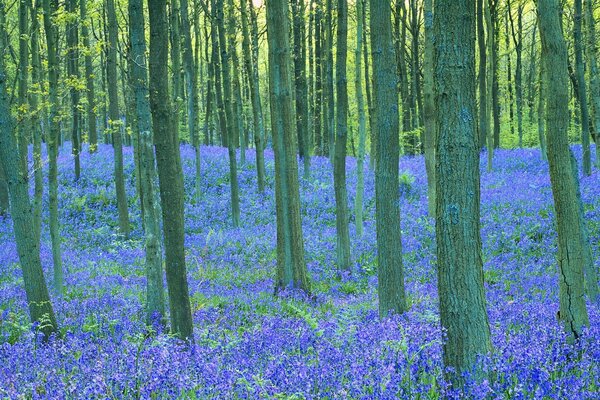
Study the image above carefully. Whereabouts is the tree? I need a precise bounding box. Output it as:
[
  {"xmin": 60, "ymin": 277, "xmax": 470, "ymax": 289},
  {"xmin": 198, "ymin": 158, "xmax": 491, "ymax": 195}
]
[
  {"xmin": 354, "ymin": 0, "xmax": 367, "ymax": 237},
  {"xmin": 240, "ymin": 0, "xmax": 266, "ymax": 194},
  {"xmin": 423, "ymin": 0, "xmax": 436, "ymax": 217},
  {"xmin": 42, "ymin": 0, "xmax": 64, "ymax": 295},
  {"xmin": 129, "ymin": 0, "xmax": 166, "ymax": 325},
  {"xmin": 333, "ymin": 0, "xmax": 351, "ymax": 272},
  {"xmin": 0, "ymin": 162, "xmax": 8, "ymax": 216},
  {"xmin": 292, "ymin": 0, "xmax": 310, "ymax": 178},
  {"xmin": 587, "ymin": 0, "xmax": 600, "ymax": 166},
  {"xmin": 148, "ymin": 0, "xmax": 194, "ymax": 341},
  {"xmin": 477, "ymin": 0, "xmax": 488, "ymax": 150},
  {"xmin": 106, "ymin": 0, "xmax": 130, "ymax": 237},
  {"xmin": 67, "ymin": 0, "xmax": 81, "ymax": 180},
  {"xmin": 81, "ymin": 0, "xmax": 97, "ymax": 152},
  {"xmin": 370, "ymin": 0, "xmax": 406, "ymax": 317},
  {"xmin": 433, "ymin": 0, "xmax": 492, "ymax": 384},
  {"xmin": 0, "ymin": 8, "xmax": 58, "ymax": 339},
  {"xmin": 574, "ymin": 0, "xmax": 591, "ymax": 175},
  {"xmin": 537, "ymin": 0, "xmax": 591, "ymax": 341},
  {"xmin": 226, "ymin": 0, "xmax": 245, "ymax": 164},
  {"xmin": 266, "ymin": 0, "xmax": 311, "ymax": 293},
  {"xmin": 508, "ymin": 0, "xmax": 524, "ymax": 148}
]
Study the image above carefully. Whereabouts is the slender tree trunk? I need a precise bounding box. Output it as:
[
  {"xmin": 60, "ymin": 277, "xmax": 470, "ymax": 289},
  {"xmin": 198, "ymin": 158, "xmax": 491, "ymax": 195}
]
[
  {"xmin": 370, "ymin": 0, "xmax": 407, "ymax": 318},
  {"xmin": 509, "ymin": 1, "xmax": 524, "ymax": 148},
  {"xmin": 42, "ymin": 0, "xmax": 64, "ymax": 295},
  {"xmin": 67, "ymin": 0, "xmax": 81, "ymax": 180},
  {"xmin": 574, "ymin": 0, "xmax": 591, "ymax": 175},
  {"xmin": 216, "ymin": 0, "xmax": 241, "ymax": 227},
  {"xmin": 0, "ymin": 162, "xmax": 8, "ymax": 217},
  {"xmin": 505, "ymin": 6, "xmax": 515, "ymax": 142},
  {"xmin": 434, "ymin": 0, "xmax": 492, "ymax": 385},
  {"xmin": 240, "ymin": 0, "xmax": 265, "ymax": 193},
  {"xmin": 537, "ymin": 38, "xmax": 548, "ymax": 160},
  {"xmin": 292, "ymin": 0, "xmax": 311, "ymax": 179},
  {"xmin": 202, "ymin": 10, "xmax": 214, "ymax": 147},
  {"xmin": 354, "ymin": 0, "xmax": 366, "ymax": 237},
  {"xmin": 0, "ymin": 10, "xmax": 58, "ymax": 339},
  {"xmin": 586, "ymin": 0, "xmax": 600, "ymax": 166},
  {"xmin": 81, "ymin": 0, "xmax": 97, "ymax": 152},
  {"xmin": 30, "ymin": 0, "xmax": 43, "ymax": 243},
  {"xmin": 537, "ymin": 0, "xmax": 591, "ymax": 340},
  {"xmin": 107, "ymin": 0, "xmax": 130, "ymax": 237},
  {"xmin": 424, "ymin": 0, "xmax": 436, "ymax": 217},
  {"xmin": 211, "ymin": 1, "xmax": 227, "ymax": 148},
  {"xmin": 267, "ymin": 0, "xmax": 311, "ymax": 293},
  {"xmin": 324, "ymin": 0, "xmax": 334, "ymax": 159},
  {"xmin": 526, "ymin": 24, "xmax": 538, "ymax": 124},
  {"xmin": 148, "ymin": 0, "xmax": 194, "ymax": 341},
  {"xmin": 485, "ymin": 0, "xmax": 494, "ymax": 170},
  {"xmin": 314, "ymin": 1, "xmax": 323, "ymax": 155},
  {"xmin": 129, "ymin": 0, "xmax": 166, "ymax": 325},
  {"xmin": 334, "ymin": 0, "xmax": 351, "ymax": 272},
  {"xmin": 17, "ymin": 0, "xmax": 29, "ymax": 177},
  {"xmin": 490, "ymin": 0, "xmax": 500, "ymax": 148},
  {"xmin": 363, "ymin": 1, "xmax": 374, "ymax": 169},
  {"xmin": 226, "ymin": 0, "xmax": 245, "ymax": 164},
  {"xmin": 169, "ymin": 0, "xmax": 182, "ymax": 141},
  {"xmin": 477, "ymin": 0, "xmax": 487, "ymax": 149}
]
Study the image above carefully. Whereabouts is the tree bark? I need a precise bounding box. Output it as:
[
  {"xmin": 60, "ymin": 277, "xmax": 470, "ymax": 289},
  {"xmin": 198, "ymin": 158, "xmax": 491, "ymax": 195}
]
[
  {"xmin": 67, "ymin": 0, "xmax": 81, "ymax": 180},
  {"xmin": 148, "ymin": 0, "xmax": 194, "ymax": 341},
  {"xmin": 17, "ymin": 0, "xmax": 29, "ymax": 177},
  {"xmin": 586, "ymin": 0, "xmax": 600, "ymax": 167},
  {"xmin": 537, "ymin": 0, "xmax": 592, "ymax": 340},
  {"xmin": 370, "ymin": 0, "xmax": 407, "ymax": 318},
  {"xmin": 423, "ymin": 0, "xmax": 436, "ymax": 217},
  {"xmin": 433, "ymin": 0, "xmax": 492, "ymax": 385},
  {"xmin": 354, "ymin": 0, "xmax": 367, "ymax": 237},
  {"xmin": 30, "ymin": 0, "xmax": 43, "ymax": 243},
  {"xmin": 81, "ymin": 0, "xmax": 97, "ymax": 152},
  {"xmin": 267, "ymin": 0, "xmax": 311, "ymax": 293},
  {"xmin": 574, "ymin": 0, "xmax": 591, "ymax": 175}
]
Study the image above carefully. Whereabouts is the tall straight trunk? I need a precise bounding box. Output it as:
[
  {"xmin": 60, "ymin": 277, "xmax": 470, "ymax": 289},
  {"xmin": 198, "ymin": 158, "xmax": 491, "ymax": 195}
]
[
  {"xmin": 81, "ymin": 0, "xmax": 97, "ymax": 152},
  {"xmin": 99, "ymin": 10, "xmax": 110, "ymax": 144},
  {"xmin": 324, "ymin": 0, "xmax": 334, "ymax": 158},
  {"xmin": 477, "ymin": 0, "xmax": 487, "ymax": 149},
  {"xmin": 226, "ymin": 0, "xmax": 245, "ymax": 163},
  {"xmin": 395, "ymin": 1, "xmax": 412, "ymax": 152},
  {"xmin": 180, "ymin": 0, "xmax": 201, "ymax": 199},
  {"xmin": 587, "ymin": 0, "xmax": 600, "ymax": 166},
  {"xmin": 67, "ymin": 0, "xmax": 81, "ymax": 180},
  {"xmin": 485, "ymin": 0, "xmax": 494, "ymax": 170},
  {"xmin": 30, "ymin": 0, "xmax": 43, "ymax": 243},
  {"xmin": 42, "ymin": 0, "xmax": 64, "ymax": 295},
  {"xmin": 509, "ymin": 1, "xmax": 523, "ymax": 147},
  {"xmin": 307, "ymin": 0, "xmax": 315, "ymax": 156},
  {"xmin": 0, "ymin": 163, "xmax": 7, "ymax": 216},
  {"xmin": 490, "ymin": 0, "xmax": 500, "ymax": 148},
  {"xmin": 292, "ymin": 0, "xmax": 310, "ymax": 179},
  {"xmin": 314, "ymin": 1, "xmax": 323, "ymax": 154},
  {"xmin": 354, "ymin": 0, "xmax": 366, "ymax": 237},
  {"xmin": 169, "ymin": 0, "xmax": 182, "ymax": 140},
  {"xmin": 505, "ymin": 7, "xmax": 515, "ymax": 142},
  {"xmin": 423, "ymin": 0, "xmax": 435, "ymax": 217},
  {"xmin": 216, "ymin": 0, "xmax": 241, "ymax": 227},
  {"xmin": 211, "ymin": 2, "xmax": 227, "ymax": 148},
  {"xmin": 370, "ymin": 0, "xmax": 407, "ymax": 317},
  {"xmin": 129, "ymin": 0, "xmax": 166, "ymax": 324},
  {"xmin": 334, "ymin": 0, "xmax": 351, "ymax": 272},
  {"xmin": 537, "ymin": 0, "xmax": 591, "ymax": 340},
  {"xmin": 526, "ymin": 24, "xmax": 538, "ymax": 124},
  {"xmin": 240, "ymin": 0, "xmax": 265, "ymax": 193},
  {"xmin": 266, "ymin": 0, "xmax": 311, "ymax": 293},
  {"xmin": 409, "ymin": 0, "xmax": 422, "ymax": 132},
  {"xmin": 433, "ymin": 0, "xmax": 492, "ymax": 385},
  {"xmin": 148, "ymin": 0, "xmax": 194, "ymax": 341},
  {"xmin": 363, "ymin": 1, "xmax": 374, "ymax": 169},
  {"xmin": 107, "ymin": 0, "xmax": 130, "ymax": 237},
  {"xmin": 17, "ymin": 0, "xmax": 29, "ymax": 177},
  {"xmin": 203, "ymin": 11, "xmax": 214, "ymax": 146},
  {"xmin": 574, "ymin": 0, "xmax": 591, "ymax": 175},
  {"xmin": 0, "ymin": 66, "xmax": 58, "ymax": 341},
  {"xmin": 538, "ymin": 48, "xmax": 548, "ymax": 160}
]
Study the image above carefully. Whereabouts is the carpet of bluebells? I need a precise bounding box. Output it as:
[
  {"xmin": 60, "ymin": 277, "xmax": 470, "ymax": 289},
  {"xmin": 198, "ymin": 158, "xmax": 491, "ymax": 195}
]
[{"xmin": 1, "ymin": 143, "xmax": 600, "ymax": 399}]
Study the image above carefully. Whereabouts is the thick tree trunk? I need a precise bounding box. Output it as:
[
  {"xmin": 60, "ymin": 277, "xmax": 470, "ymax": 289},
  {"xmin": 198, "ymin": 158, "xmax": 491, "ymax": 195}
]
[
  {"xmin": 107, "ymin": 0, "xmax": 130, "ymax": 237},
  {"xmin": 370, "ymin": 0, "xmax": 407, "ymax": 318},
  {"xmin": 42, "ymin": 0, "xmax": 64, "ymax": 295},
  {"xmin": 267, "ymin": 0, "xmax": 311, "ymax": 293},
  {"xmin": 334, "ymin": 0, "xmax": 351, "ymax": 272},
  {"xmin": 433, "ymin": 0, "xmax": 492, "ymax": 385},
  {"xmin": 0, "ymin": 18, "xmax": 58, "ymax": 339},
  {"xmin": 574, "ymin": 0, "xmax": 591, "ymax": 175},
  {"xmin": 216, "ymin": 0, "xmax": 241, "ymax": 227},
  {"xmin": 129, "ymin": 0, "xmax": 166, "ymax": 325},
  {"xmin": 354, "ymin": 0, "xmax": 366, "ymax": 237},
  {"xmin": 423, "ymin": 0, "xmax": 436, "ymax": 217},
  {"xmin": 148, "ymin": 0, "xmax": 194, "ymax": 341},
  {"xmin": 240, "ymin": 0, "xmax": 266, "ymax": 193},
  {"xmin": 537, "ymin": 0, "xmax": 591, "ymax": 340}
]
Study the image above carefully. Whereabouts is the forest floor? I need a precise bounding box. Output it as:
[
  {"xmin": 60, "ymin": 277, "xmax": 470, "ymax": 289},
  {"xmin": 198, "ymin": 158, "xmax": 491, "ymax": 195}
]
[{"xmin": 1, "ymin": 144, "xmax": 599, "ymax": 399}]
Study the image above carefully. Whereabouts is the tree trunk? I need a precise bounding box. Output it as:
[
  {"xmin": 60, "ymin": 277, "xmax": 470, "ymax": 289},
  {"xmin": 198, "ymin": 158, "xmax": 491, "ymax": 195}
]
[
  {"xmin": 30, "ymin": 0, "xmax": 43, "ymax": 243},
  {"xmin": 485, "ymin": 0, "xmax": 494, "ymax": 170},
  {"xmin": 433, "ymin": 0, "xmax": 492, "ymax": 385},
  {"xmin": 423, "ymin": 0, "xmax": 436, "ymax": 217},
  {"xmin": 81, "ymin": 0, "xmax": 97, "ymax": 152},
  {"xmin": 538, "ymin": 42, "xmax": 548, "ymax": 160},
  {"xmin": 314, "ymin": 1, "xmax": 323, "ymax": 155},
  {"xmin": 477, "ymin": 0, "xmax": 487, "ymax": 149},
  {"xmin": 490, "ymin": 0, "xmax": 500, "ymax": 148},
  {"xmin": 240, "ymin": 0, "xmax": 266, "ymax": 193},
  {"xmin": 0, "ymin": 162, "xmax": 8, "ymax": 217},
  {"xmin": 508, "ymin": 2, "xmax": 524, "ymax": 148},
  {"xmin": 42, "ymin": 0, "xmax": 64, "ymax": 295},
  {"xmin": 537, "ymin": 0, "xmax": 591, "ymax": 340},
  {"xmin": 129, "ymin": 0, "xmax": 166, "ymax": 325},
  {"xmin": 267, "ymin": 0, "xmax": 311, "ymax": 293},
  {"xmin": 363, "ymin": 1, "xmax": 374, "ymax": 169},
  {"xmin": 505, "ymin": 6, "xmax": 515, "ymax": 143},
  {"xmin": 334, "ymin": 0, "xmax": 351, "ymax": 272},
  {"xmin": 216, "ymin": 0, "xmax": 241, "ymax": 227},
  {"xmin": 354, "ymin": 0, "xmax": 366, "ymax": 237},
  {"xmin": 169, "ymin": 0, "xmax": 182, "ymax": 140},
  {"xmin": 574, "ymin": 0, "xmax": 591, "ymax": 175},
  {"xmin": 67, "ymin": 0, "xmax": 81, "ymax": 180},
  {"xmin": 323, "ymin": 0, "xmax": 334, "ymax": 158},
  {"xmin": 370, "ymin": 0, "xmax": 407, "ymax": 318},
  {"xmin": 17, "ymin": 0, "xmax": 29, "ymax": 177},
  {"xmin": 107, "ymin": 0, "xmax": 130, "ymax": 237},
  {"xmin": 0, "ymin": 15, "xmax": 58, "ymax": 339},
  {"xmin": 226, "ymin": 0, "xmax": 245, "ymax": 164},
  {"xmin": 148, "ymin": 0, "xmax": 194, "ymax": 341},
  {"xmin": 292, "ymin": 0, "xmax": 311, "ymax": 179}
]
